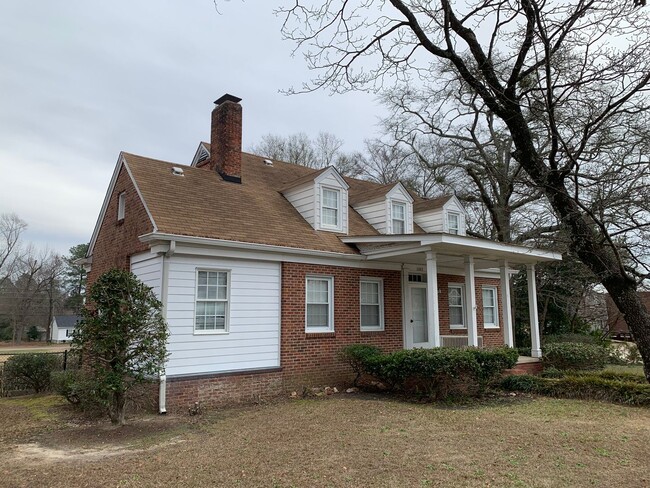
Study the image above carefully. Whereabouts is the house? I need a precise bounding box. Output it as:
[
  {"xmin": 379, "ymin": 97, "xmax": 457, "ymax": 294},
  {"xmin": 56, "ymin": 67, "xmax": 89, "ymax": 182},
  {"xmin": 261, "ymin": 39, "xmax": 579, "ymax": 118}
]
[
  {"xmin": 606, "ymin": 292, "xmax": 649, "ymax": 340},
  {"xmin": 50, "ymin": 315, "xmax": 81, "ymax": 343},
  {"xmin": 84, "ymin": 94, "xmax": 561, "ymax": 412}
]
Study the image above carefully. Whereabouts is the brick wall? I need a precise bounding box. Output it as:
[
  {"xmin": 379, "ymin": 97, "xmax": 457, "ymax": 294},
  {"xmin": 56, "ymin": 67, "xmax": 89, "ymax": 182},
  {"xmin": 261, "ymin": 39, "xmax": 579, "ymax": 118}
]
[
  {"xmin": 166, "ymin": 369, "xmax": 284, "ymax": 411},
  {"xmin": 87, "ymin": 164, "xmax": 153, "ymax": 285},
  {"xmin": 437, "ymin": 273, "xmax": 506, "ymax": 347},
  {"xmin": 280, "ymin": 262, "xmax": 403, "ymax": 389}
]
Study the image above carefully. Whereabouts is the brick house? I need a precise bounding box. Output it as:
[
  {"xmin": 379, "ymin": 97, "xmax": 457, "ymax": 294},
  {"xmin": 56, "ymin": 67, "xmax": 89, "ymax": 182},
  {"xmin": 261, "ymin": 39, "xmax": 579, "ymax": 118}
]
[{"xmin": 84, "ymin": 94, "xmax": 561, "ymax": 412}]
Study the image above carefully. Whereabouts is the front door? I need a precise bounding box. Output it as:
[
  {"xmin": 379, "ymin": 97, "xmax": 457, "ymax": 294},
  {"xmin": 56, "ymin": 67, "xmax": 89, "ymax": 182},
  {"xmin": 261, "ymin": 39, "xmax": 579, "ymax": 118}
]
[{"xmin": 406, "ymin": 284, "xmax": 430, "ymax": 349}]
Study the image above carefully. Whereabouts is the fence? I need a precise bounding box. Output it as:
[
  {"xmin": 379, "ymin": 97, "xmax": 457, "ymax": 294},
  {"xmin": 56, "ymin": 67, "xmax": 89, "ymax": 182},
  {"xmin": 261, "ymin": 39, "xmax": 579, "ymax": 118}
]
[{"xmin": 0, "ymin": 350, "xmax": 82, "ymax": 397}]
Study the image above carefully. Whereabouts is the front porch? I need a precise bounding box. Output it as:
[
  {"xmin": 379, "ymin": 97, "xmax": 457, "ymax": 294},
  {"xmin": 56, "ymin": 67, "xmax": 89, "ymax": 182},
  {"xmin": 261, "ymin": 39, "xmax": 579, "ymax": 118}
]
[{"xmin": 343, "ymin": 233, "xmax": 563, "ymax": 357}]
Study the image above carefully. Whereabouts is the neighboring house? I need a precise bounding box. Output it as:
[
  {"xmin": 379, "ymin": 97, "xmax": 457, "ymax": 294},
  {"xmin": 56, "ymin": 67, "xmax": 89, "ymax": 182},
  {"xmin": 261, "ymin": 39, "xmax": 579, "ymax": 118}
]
[
  {"xmin": 84, "ymin": 94, "xmax": 561, "ymax": 412},
  {"xmin": 606, "ymin": 292, "xmax": 650, "ymax": 340},
  {"xmin": 50, "ymin": 315, "xmax": 81, "ymax": 343}
]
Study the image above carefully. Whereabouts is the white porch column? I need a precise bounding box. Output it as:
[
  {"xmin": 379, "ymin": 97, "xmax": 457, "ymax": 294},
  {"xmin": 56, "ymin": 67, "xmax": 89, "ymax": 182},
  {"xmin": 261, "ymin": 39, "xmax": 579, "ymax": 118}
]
[
  {"xmin": 499, "ymin": 260, "xmax": 514, "ymax": 348},
  {"xmin": 464, "ymin": 256, "xmax": 478, "ymax": 347},
  {"xmin": 527, "ymin": 264, "xmax": 542, "ymax": 358},
  {"xmin": 425, "ymin": 251, "xmax": 441, "ymax": 347}
]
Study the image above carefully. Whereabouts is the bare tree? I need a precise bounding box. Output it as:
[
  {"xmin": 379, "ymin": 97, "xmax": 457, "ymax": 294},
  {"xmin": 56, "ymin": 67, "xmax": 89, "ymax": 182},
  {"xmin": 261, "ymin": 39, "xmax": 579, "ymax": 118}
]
[
  {"xmin": 280, "ymin": 0, "xmax": 650, "ymax": 380},
  {"xmin": 249, "ymin": 131, "xmax": 364, "ymax": 176},
  {"xmin": 0, "ymin": 213, "xmax": 27, "ymax": 288}
]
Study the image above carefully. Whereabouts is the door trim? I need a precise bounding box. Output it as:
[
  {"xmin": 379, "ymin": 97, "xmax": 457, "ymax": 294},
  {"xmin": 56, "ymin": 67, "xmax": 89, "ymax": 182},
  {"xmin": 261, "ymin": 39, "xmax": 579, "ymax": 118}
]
[{"xmin": 405, "ymin": 282, "xmax": 430, "ymax": 349}]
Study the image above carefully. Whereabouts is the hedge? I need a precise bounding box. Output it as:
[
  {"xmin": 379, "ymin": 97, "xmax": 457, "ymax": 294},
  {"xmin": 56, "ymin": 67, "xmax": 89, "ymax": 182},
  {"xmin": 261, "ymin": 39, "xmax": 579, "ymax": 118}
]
[
  {"xmin": 2, "ymin": 353, "xmax": 61, "ymax": 393},
  {"xmin": 339, "ymin": 345, "xmax": 519, "ymax": 399},
  {"xmin": 542, "ymin": 342, "xmax": 609, "ymax": 371},
  {"xmin": 501, "ymin": 373, "xmax": 650, "ymax": 406}
]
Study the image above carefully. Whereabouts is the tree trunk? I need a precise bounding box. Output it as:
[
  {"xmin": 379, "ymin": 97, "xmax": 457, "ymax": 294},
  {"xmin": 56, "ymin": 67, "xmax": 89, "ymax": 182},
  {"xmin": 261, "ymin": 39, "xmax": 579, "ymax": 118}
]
[{"xmin": 110, "ymin": 390, "xmax": 127, "ymax": 426}]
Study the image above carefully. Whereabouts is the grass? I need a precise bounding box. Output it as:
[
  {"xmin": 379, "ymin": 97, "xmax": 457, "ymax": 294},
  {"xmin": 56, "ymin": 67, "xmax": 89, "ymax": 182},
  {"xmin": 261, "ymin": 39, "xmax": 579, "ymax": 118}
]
[
  {"xmin": 1, "ymin": 393, "xmax": 649, "ymax": 487},
  {"xmin": 605, "ymin": 364, "xmax": 645, "ymax": 376}
]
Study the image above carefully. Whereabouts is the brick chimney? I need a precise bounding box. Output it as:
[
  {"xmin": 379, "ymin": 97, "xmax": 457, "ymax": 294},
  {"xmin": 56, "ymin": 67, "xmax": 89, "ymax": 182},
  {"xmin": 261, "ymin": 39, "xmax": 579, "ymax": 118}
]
[{"xmin": 209, "ymin": 94, "xmax": 242, "ymax": 183}]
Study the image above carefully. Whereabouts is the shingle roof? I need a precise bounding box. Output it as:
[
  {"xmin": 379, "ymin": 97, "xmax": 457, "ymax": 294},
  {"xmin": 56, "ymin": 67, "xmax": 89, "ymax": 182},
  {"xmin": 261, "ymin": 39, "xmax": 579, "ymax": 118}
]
[
  {"xmin": 348, "ymin": 183, "xmax": 396, "ymax": 206},
  {"xmin": 123, "ymin": 148, "xmax": 439, "ymax": 254},
  {"xmin": 54, "ymin": 315, "xmax": 81, "ymax": 329},
  {"xmin": 413, "ymin": 195, "xmax": 453, "ymax": 212}
]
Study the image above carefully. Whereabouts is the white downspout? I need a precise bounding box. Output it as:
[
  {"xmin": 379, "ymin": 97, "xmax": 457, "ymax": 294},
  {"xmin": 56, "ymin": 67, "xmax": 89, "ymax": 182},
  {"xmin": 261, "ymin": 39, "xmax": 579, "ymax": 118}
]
[{"xmin": 158, "ymin": 240, "xmax": 175, "ymax": 414}]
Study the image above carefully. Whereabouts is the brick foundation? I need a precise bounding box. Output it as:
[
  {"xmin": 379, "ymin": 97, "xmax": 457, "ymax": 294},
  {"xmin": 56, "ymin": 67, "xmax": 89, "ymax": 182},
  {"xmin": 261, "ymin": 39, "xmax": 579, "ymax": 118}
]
[{"xmin": 504, "ymin": 361, "xmax": 544, "ymax": 376}]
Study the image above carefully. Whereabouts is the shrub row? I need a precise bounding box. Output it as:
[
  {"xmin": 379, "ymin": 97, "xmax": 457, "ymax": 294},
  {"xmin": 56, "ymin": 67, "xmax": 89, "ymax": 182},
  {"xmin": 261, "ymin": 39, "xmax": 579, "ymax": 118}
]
[
  {"xmin": 339, "ymin": 345, "xmax": 519, "ymax": 399},
  {"xmin": 541, "ymin": 342, "xmax": 609, "ymax": 371},
  {"xmin": 1, "ymin": 352, "xmax": 81, "ymax": 395},
  {"xmin": 501, "ymin": 373, "xmax": 650, "ymax": 406}
]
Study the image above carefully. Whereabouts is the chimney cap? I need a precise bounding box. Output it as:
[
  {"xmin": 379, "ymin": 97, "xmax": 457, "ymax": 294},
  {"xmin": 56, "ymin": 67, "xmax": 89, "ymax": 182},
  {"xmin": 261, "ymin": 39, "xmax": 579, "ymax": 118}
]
[{"xmin": 214, "ymin": 94, "xmax": 242, "ymax": 106}]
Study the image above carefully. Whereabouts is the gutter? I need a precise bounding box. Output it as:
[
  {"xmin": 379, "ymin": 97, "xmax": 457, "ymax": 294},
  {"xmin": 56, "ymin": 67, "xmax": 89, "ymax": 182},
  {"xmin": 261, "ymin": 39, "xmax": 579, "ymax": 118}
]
[{"xmin": 158, "ymin": 240, "xmax": 175, "ymax": 415}]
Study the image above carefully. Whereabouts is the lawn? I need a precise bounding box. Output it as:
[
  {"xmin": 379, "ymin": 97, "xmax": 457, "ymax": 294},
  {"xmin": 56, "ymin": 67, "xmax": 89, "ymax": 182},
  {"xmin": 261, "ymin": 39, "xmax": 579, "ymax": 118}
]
[{"xmin": 2, "ymin": 393, "xmax": 649, "ymax": 488}]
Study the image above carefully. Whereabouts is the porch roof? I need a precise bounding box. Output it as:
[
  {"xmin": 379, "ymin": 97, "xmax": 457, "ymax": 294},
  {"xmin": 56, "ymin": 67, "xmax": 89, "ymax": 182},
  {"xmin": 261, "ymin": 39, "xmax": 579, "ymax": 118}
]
[{"xmin": 340, "ymin": 233, "xmax": 561, "ymax": 266}]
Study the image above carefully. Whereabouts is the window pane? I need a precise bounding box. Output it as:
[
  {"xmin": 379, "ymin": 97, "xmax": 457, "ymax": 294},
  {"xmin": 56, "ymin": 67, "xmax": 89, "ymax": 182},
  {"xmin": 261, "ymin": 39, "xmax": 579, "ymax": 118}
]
[
  {"xmin": 392, "ymin": 203, "xmax": 405, "ymax": 219},
  {"xmin": 196, "ymin": 316, "xmax": 206, "ymax": 330},
  {"xmin": 197, "ymin": 286, "xmax": 207, "ymax": 300},
  {"xmin": 322, "ymin": 207, "xmax": 338, "ymax": 226},
  {"xmin": 208, "ymin": 273, "xmax": 219, "ymax": 286},
  {"xmin": 323, "ymin": 189, "xmax": 339, "ymax": 208},
  {"xmin": 393, "ymin": 219, "xmax": 405, "ymax": 234},
  {"xmin": 215, "ymin": 302, "xmax": 226, "ymax": 316},
  {"xmin": 198, "ymin": 272, "xmax": 208, "ymax": 286},
  {"xmin": 449, "ymin": 288, "xmax": 462, "ymax": 306},
  {"xmin": 215, "ymin": 316, "xmax": 226, "ymax": 329},
  {"xmin": 217, "ymin": 285, "xmax": 227, "ymax": 300},
  {"xmin": 483, "ymin": 288, "xmax": 495, "ymax": 306},
  {"xmin": 484, "ymin": 308, "xmax": 495, "ymax": 324},
  {"xmin": 217, "ymin": 272, "xmax": 227, "ymax": 286},
  {"xmin": 360, "ymin": 281, "xmax": 379, "ymax": 304},
  {"xmin": 450, "ymin": 307, "xmax": 464, "ymax": 325},
  {"xmin": 361, "ymin": 304, "xmax": 380, "ymax": 327},
  {"xmin": 307, "ymin": 303, "xmax": 329, "ymax": 327},
  {"xmin": 307, "ymin": 279, "xmax": 329, "ymax": 303}
]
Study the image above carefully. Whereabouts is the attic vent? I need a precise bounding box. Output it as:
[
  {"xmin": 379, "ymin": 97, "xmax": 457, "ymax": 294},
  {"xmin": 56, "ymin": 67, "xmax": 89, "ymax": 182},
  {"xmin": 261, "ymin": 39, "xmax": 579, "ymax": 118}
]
[
  {"xmin": 263, "ymin": 159, "xmax": 273, "ymax": 166},
  {"xmin": 171, "ymin": 167, "xmax": 185, "ymax": 176}
]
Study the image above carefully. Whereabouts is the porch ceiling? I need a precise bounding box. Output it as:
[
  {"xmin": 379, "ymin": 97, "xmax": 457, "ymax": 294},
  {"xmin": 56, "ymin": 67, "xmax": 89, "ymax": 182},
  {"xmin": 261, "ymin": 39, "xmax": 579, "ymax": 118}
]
[{"xmin": 340, "ymin": 233, "xmax": 562, "ymax": 268}]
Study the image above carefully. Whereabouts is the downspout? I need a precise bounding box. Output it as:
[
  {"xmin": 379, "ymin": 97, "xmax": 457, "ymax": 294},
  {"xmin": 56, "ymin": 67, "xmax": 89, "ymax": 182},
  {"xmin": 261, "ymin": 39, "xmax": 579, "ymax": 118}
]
[{"xmin": 158, "ymin": 240, "xmax": 175, "ymax": 414}]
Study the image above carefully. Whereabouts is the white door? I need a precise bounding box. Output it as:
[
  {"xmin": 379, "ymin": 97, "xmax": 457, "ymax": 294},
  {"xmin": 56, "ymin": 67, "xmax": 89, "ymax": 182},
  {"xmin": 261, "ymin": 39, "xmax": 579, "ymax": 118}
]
[{"xmin": 406, "ymin": 284, "xmax": 430, "ymax": 349}]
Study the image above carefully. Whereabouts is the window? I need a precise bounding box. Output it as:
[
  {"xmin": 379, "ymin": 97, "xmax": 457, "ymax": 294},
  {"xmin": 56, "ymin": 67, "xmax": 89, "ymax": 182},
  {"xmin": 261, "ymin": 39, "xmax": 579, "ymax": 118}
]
[
  {"xmin": 482, "ymin": 287, "xmax": 499, "ymax": 328},
  {"xmin": 448, "ymin": 285, "xmax": 465, "ymax": 328},
  {"xmin": 306, "ymin": 276, "xmax": 334, "ymax": 332},
  {"xmin": 392, "ymin": 202, "xmax": 406, "ymax": 234},
  {"xmin": 195, "ymin": 270, "xmax": 229, "ymax": 333},
  {"xmin": 447, "ymin": 212, "xmax": 460, "ymax": 234},
  {"xmin": 321, "ymin": 188, "xmax": 340, "ymax": 228},
  {"xmin": 360, "ymin": 278, "xmax": 384, "ymax": 330},
  {"xmin": 65, "ymin": 329, "xmax": 72, "ymax": 338},
  {"xmin": 117, "ymin": 192, "xmax": 126, "ymax": 221}
]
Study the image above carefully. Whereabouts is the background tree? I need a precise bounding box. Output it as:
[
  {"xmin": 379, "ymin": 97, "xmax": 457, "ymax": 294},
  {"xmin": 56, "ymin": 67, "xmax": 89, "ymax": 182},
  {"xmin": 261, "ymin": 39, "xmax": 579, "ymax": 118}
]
[
  {"xmin": 63, "ymin": 243, "xmax": 89, "ymax": 313},
  {"xmin": 0, "ymin": 213, "xmax": 27, "ymax": 288},
  {"xmin": 279, "ymin": 0, "xmax": 650, "ymax": 381},
  {"xmin": 73, "ymin": 269, "xmax": 169, "ymax": 425}
]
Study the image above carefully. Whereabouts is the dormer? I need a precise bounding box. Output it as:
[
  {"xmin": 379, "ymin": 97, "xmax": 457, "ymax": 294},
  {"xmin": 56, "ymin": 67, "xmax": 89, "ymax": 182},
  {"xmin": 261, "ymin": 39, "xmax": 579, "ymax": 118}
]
[
  {"xmin": 281, "ymin": 166, "xmax": 349, "ymax": 234},
  {"xmin": 350, "ymin": 182, "xmax": 414, "ymax": 235},
  {"xmin": 413, "ymin": 194, "xmax": 467, "ymax": 235}
]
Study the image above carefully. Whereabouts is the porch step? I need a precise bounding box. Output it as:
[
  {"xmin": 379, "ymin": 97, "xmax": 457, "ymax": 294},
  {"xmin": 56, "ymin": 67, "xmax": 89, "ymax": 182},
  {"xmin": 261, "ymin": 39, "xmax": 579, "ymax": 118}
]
[{"xmin": 503, "ymin": 356, "xmax": 543, "ymax": 376}]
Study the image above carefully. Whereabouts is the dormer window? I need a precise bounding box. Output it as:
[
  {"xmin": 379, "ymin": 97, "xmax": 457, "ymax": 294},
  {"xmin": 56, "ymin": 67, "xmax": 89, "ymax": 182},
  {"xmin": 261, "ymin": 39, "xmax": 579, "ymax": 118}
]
[
  {"xmin": 321, "ymin": 187, "xmax": 340, "ymax": 229},
  {"xmin": 448, "ymin": 212, "xmax": 460, "ymax": 235},
  {"xmin": 392, "ymin": 202, "xmax": 406, "ymax": 234}
]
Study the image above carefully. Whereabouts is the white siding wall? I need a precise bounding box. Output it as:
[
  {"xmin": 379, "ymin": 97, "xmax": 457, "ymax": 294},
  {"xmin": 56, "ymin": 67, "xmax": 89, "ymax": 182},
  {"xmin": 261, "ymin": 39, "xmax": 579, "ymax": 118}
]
[
  {"xmin": 443, "ymin": 199, "xmax": 467, "ymax": 236},
  {"xmin": 131, "ymin": 253, "xmax": 163, "ymax": 298},
  {"xmin": 354, "ymin": 199, "xmax": 387, "ymax": 234},
  {"xmin": 414, "ymin": 209, "xmax": 445, "ymax": 232},
  {"xmin": 164, "ymin": 255, "xmax": 281, "ymax": 377},
  {"xmin": 387, "ymin": 197, "xmax": 413, "ymax": 234},
  {"xmin": 283, "ymin": 182, "xmax": 315, "ymax": 226}
]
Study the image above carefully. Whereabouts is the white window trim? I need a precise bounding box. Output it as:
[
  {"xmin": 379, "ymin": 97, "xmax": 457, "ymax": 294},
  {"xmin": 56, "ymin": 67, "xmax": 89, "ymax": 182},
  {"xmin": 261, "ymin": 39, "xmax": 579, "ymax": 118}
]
[
  {"xmin": 117, "ymin": 192, "xmax": 126, "ymax": 221},
  {"xmin": 482, "ymin": 286, "xmax": 499, "ymax": 329},
  {"xmin": 448, "ymin": 284, "xmax": 466, "ymax": 330},
  {"xmin": 391, "ymin": 201, "xmax": 406, "ymax": 235},
  {"xmin": 319, "ymin": 186, "xmax": 342, "ymax": 231},
  {"xmin": 360, "ymin": 277, "xmax": 384, "ymax": 331},
  {"xmin": 447, "ymin": 211, "xmax": 460, "ymax": 235},
  {"xmin": 305, "ymin": 275, "xmax": 335, "ymax": 333},
  {"xmin": 194, "ymin": 268, "xmax": 231, "ymax": 335}
]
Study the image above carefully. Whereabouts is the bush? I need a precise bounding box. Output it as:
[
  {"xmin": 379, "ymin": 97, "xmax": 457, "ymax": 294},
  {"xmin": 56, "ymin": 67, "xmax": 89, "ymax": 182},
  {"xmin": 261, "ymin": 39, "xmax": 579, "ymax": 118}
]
[
  {"xmin": 542, "ymin": 342, "xmax": 608, "ymax": 371},
  {"xmin": 609, "ymin": 341, "xmax": 643, "ymax": 365},
  {"xmin": 2, "ymin": 353, "xmax": 61, "ymax": 393},
  {"xmin": 338, "ymin": 344, "xmax": 382, "ymax": 385},
  {"xmin": 516, "ymin": 346, "xmax": 531, "ymax": 357},
  {"xmin": 544, "ymin": 333, "xmax": 608, "ymax": 346},
  {"xmin": 51, "ymin": 370, "xmax": 107, "ymax": 413},
  {"xmin": 340, "ymin": 345, "xmax": 519, "ymax": 399},
  {"xmin": 500, "ymin": 373, "xmax": 650, "ymax": 406}
]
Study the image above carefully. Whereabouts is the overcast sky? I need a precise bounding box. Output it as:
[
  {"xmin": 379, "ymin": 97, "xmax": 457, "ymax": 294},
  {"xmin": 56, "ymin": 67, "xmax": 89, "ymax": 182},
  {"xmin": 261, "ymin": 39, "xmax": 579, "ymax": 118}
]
[{"xmin": 0, "ymin": 1, "xmax": 382, "ymax": 255}]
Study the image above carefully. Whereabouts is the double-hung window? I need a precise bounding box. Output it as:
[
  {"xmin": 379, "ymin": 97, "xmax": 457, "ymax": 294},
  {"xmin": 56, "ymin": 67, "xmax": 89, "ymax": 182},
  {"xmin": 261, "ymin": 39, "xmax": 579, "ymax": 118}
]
[
  {"xmin": 392, "ymin": 202, "xmax": 406, "ymax": 234},
  {"xmin": 306, "ymin": 276, "xmax": 334, "ymax": 332},
  {"xmin": 447, "ymin": 212, "xmax": 460, "ymax": 234},
  {"xmin": 482, "ymin": 287, "xmax": 499, "ymax": 328},
  {"xmin": 448, "ymin": 285, "xmax": 465, "ymax": 329},
  {"xmin": 321, "ymin": 188, "xmax": 340, "ymax": 229},
  {"xmin": 360, "ymin": 278, "xmax": 384, "ymax": 330},
  {"xmin": 195, "ymin": 270, "xmax": 229, "ymax": 333}
]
